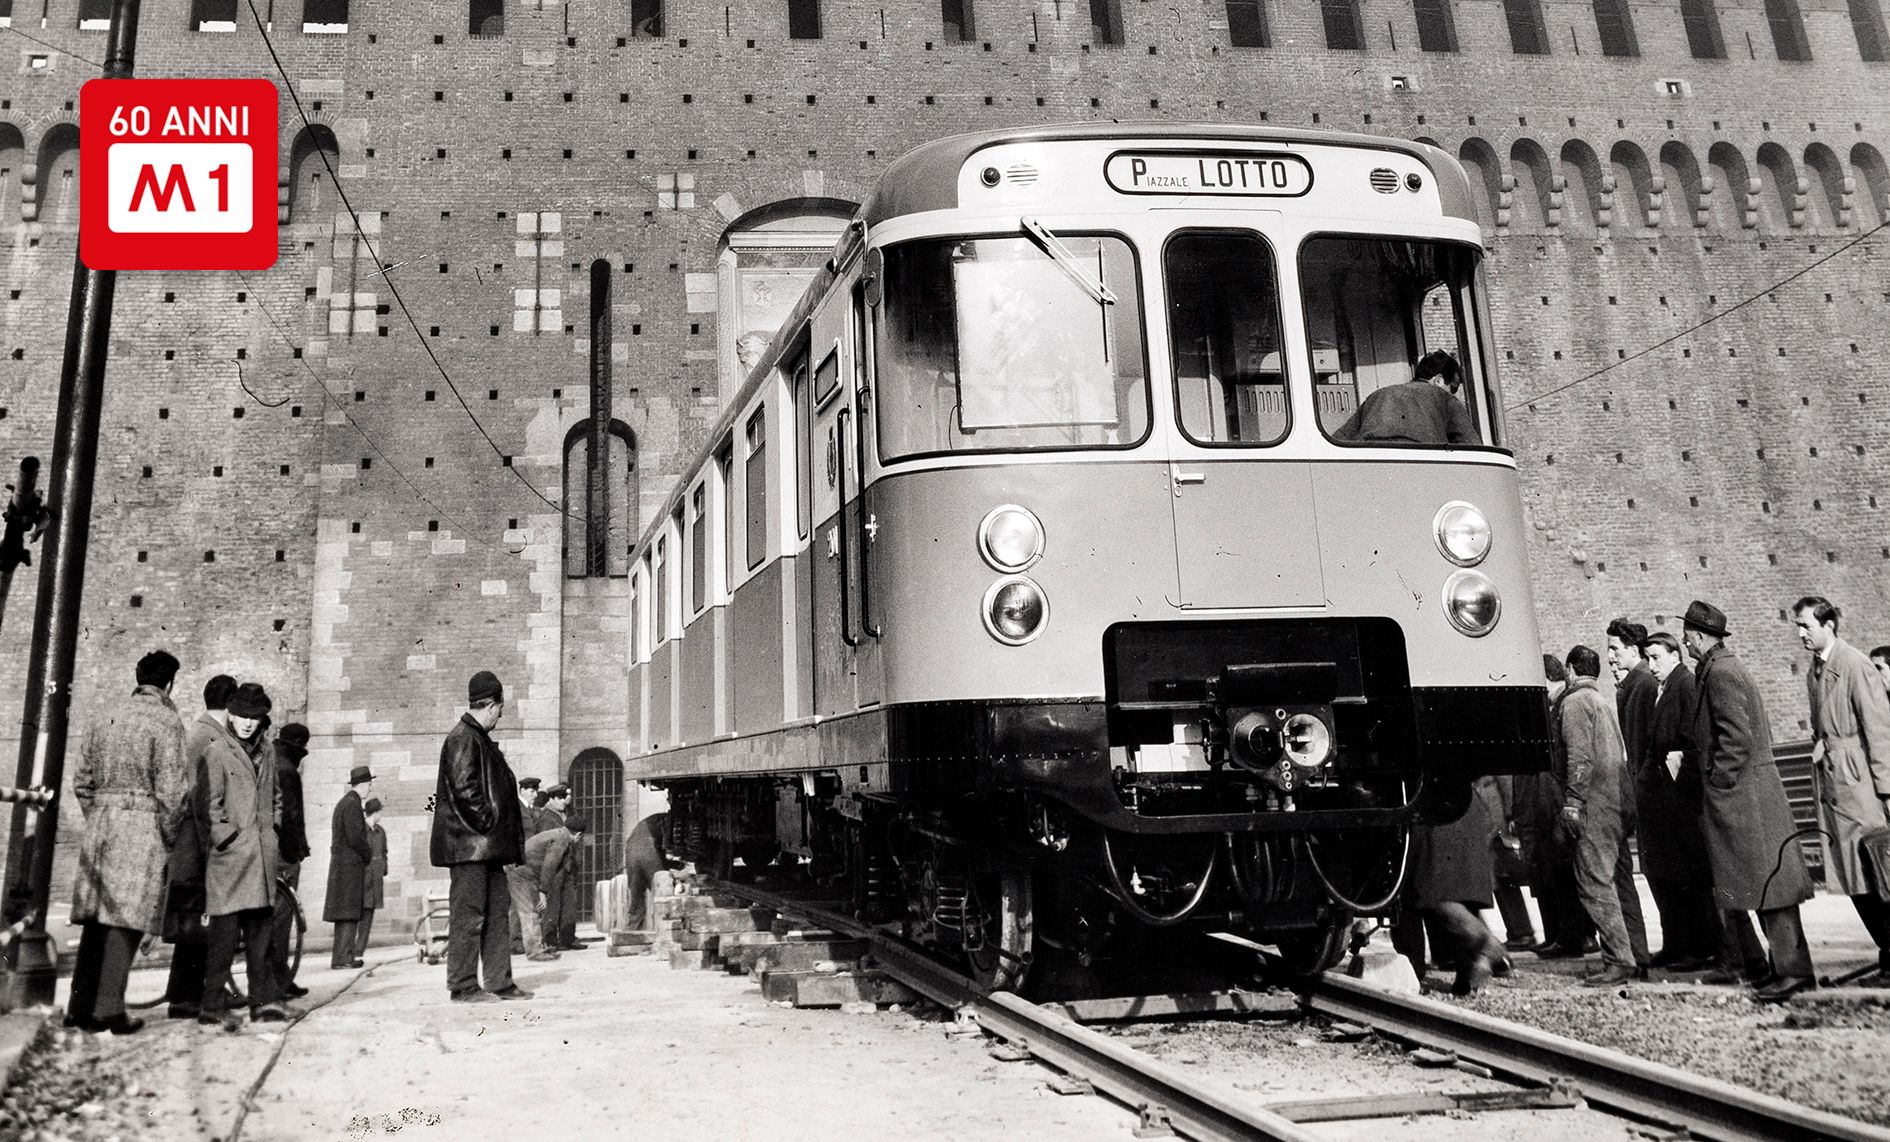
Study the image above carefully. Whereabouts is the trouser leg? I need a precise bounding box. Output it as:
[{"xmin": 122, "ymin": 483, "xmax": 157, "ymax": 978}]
[
  {"xmin": 67, "ymin": 923, "xmax": 106, "ymax": 1023},
  {"xmin": 479, "ymin": 863, "xmax": 515, "ymax": 992},
  {"xmin": 356, "ymin": 909, "xmax": 376, "ymax": 958},
  {"xmin": 1612, "ymin": 834, "xmax": 1650, "ymax": 966},
  {"xmin": 1680, "ymin": 884, "xmax": 1723, "ymax": 959},
  {"xmin": 237, "ymin": 907, "xmax": 279, "ymax": 1011},
  {"xmin": 166, "ymin": 922, "xmax": 208, "ymax": 1008},
  {"xmin": 1426, "ymin": 902, "xmax": 1491, "ymax": 971},
  {"xmin": 331, "ymin": 922, "xmax": 359, "ymax": 968},
  {"xmin": 559, "ymin": 877, "xmax": 581, "ymax": 945},
  {"xmin": 506, "ymin": 868, "xmax": 545, "ymax": 955},
  {"xmin": 540, "ymin": 874, "xmax": 563, "ymax": 945},
  {"xmin": 1575, "ymin": 822, "xmax": 1633, "ymax": 969},
  {"xmin": 203, "ymin": 915, "xmax": 240, "ymax": 1013},
  {"xmin": 1851, "ymin": 894, "xmax": 1890, "ymax": 968},
  {"xmin": 626, "ymin": 857, "xmax": 657, "ymax": 930},
  {"xmin": 89, "ymin": 926, "xmax": 142, "ymax": 1022},
  {"xmin": 447, "ymin": 864, "xmax": 484, "ymax": 995},
  {"xmin": 270, "ymin": 862, "xmax": 300, "ymax": 985},
  {"xmin": 1718, "ymin": 908, "xmax": 1768, "ymax": 976},
  {"xmin": 1758, "ymin": 906, "xmax": 1814, "ymax": 980},
  {"xmin": 1494, "ymin": 882, "xmax": 1536, "ymax": 943},
  {"xmin": 1551, "ymin": 860, "xmax": 1595, "ymax": 946},
  {"xmin": 1389, "ymin": 906, "xmax": 1428, "ymax": 974}
]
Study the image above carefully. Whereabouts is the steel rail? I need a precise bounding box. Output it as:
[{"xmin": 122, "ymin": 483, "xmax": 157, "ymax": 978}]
[
  {"xmin": 707, "ymin": 879, "xmax": 1319, "ymax": 1142},
  {"xmin": 1298, "ymin": 968, "xmax": 1890, "ymax": 1142}
]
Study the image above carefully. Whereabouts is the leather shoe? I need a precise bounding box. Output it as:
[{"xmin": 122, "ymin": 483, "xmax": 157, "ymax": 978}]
[
  {"xmin": 1698, "ymin": 968, "xmax": 1753, "ymax": 985},
  {"xmin": 490, "ymin": 985, "xmax": 534, "ymax": 1001},
  {"xmin": 1649, "ymin": 948, "xmax": 1683, "ymax": 968},
  {"xmin": 1582, "ymin": 964, "xmax": 1636, "ymax": 987},
  {"xmin": 198, "ymin": 1011, "xmax": 242, "ymax": 1029},
  {"xmin": 1533, "ymin": 942, "xmax": 1587, "ymax": 959},
  {"xmin": 93, "ymin": 1014, "xmax": 145, "ymax": 1035},
  {"xmin": 1753, "ymin": 975, "xmax": 1816, "ymax": 1003},
  {"xmin": 526, "ymin": 951, "xmax": 560, "ymax": 962},
  {"xmin": 167, "ymin": 1003, "xmax": 200, "ymax": 1020},
  {"xmin": 450, "ymin": 988, "xmax": 500, "ymax": 1003},
  {"xmin": 250, "ymin": 1004, "xmax": 292, "ymax": 1023},
  {"xmin": 1451, "ymin": 957, "xmax": 1494, "ymax": 996},
  {"xmin": 557, "ymin": 943, "xmax": 588, "ymax": 952},
  {"xmin": 1503, "ymin": 935, "xmax": 1539, "ymax": 952},
  {"xmin": 1668, "ymin": 954, "xmax": 1717, "ymax": 973},
  {"xmin": 347, "ymin": 959, "xmax": 366, "ymax": 968},
  {"xmin": 226, "ymin": 987, "xmax": 248, "ymax": 1005},
  {"xmin": 282, "ymin": 983, "xmax": 310, "ymax": 999},
  {"xmin": 62, "ymin": 1012, "xmax": 95, "ymax": 1031}
]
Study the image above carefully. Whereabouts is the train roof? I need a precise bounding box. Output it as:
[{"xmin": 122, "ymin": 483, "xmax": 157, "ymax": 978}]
[{"xmin": 862, "ymin": 121, "xmax": 1477, "ymax": 227}]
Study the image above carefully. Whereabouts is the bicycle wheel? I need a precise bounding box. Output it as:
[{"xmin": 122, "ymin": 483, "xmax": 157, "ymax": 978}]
[{"xmin": 275, "ymin": 875, "xmax": 306, "ymax": 979}]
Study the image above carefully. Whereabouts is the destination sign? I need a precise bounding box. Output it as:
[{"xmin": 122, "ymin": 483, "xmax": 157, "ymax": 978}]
[{"xmin": 1105, "ymin": 151, "xmax": 1313, "ymax": 197}]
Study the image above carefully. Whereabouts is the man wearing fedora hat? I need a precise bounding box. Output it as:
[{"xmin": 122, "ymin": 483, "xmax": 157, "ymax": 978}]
[
  {"xmin": 270, "ymin": 722, "xmax": 313, "ymax": 999},
  {"xmin": 1682, "ymin": 599, "xmax": 1819, "ymax": 1002},
  {"xmin": 430, "ymin": 670, "xmax": 531, "ymax": 1002},
  {"xmin": 325, "ymin": 764, "xmax": 376, "ymax": 969}
]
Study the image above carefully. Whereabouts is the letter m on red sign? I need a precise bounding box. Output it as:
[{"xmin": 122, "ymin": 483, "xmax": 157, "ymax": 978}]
[{"xmin": 129, "ymin": 164, "xmax": 195, "ymax": 213}]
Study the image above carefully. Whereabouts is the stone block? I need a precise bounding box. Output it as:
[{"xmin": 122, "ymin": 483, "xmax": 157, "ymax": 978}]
[
  {"xmin": 1346, "ymin": 950, "xmax": 1421, "ymax": 994},
  {"xmin": 790, "ymin": 972, "xmax": 918, "ymax": 1009},
  {"xmin": 606, "ymin": 942, "xmax": 652, "ymax": 958},
  {"xmin": 751, "ymin": 940, "xmax": 868, "ymax": 975},
  {"xmin": 758, "ymin": 969, "xmax": 820, "ymax": 1004},
  {"xmin": 669, "ymin": 947, "xmax": 719, "ymax": 971},
  {"xmin": 679, "ymin": 930, "xmax": 720, "ymax": 952},
  {"xmin": 608, "ymin": 929, "xmax": 655, "ymax": 947},
  {"xmin": 688, "ymin": 906, "xmax": 773, "ymax": 935}
]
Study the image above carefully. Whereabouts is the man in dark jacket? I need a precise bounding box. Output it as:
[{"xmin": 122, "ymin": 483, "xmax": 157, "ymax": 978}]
[
  {"xmin": 1530, "ymin": 656, "xmax": 1597, "ymax": 958},
  {"xmin": 325, "ymin": 765, "xmax": 375, "ymax": 969},
  {"xmin": 518, "ymin": 814, "xmax": 588, "ymax": 963},
  {"xmin": 1683, "ymin": 600, "xmax": 1818, "ymax": 1001},
  {"xmin": 164, "ymin": 674, "xmax": 233, "ymax": 1018},
  {"xmin": 270, "ymin": 722, "xmax": 312, "ymax": 999},
  {"xmin": 624, "ymin": 812, "xmax": 678, "ymax": 931},
  {"xmin": 508, "ymin": 776, "xmax": 544, "ymax": 954},
  {"xmin": 536, "ymin": 783, "xmax": 585, "ymax": 951},
  {"xmin": 430, "ymin": 670, "xmax": 531, "ymax": 1003},
  {"xmin": 1638, "ymin": 633, "xmax": 1721, "ymax": 969}
]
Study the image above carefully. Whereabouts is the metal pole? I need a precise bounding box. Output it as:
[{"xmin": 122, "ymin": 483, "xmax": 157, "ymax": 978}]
[{"xmin": 0, "ymin": 0, "xmax": 139, "ymax": 1010}]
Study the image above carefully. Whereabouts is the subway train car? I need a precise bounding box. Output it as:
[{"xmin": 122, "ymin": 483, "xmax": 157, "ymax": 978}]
[{"xmin": 623, "ymin": 123, "xmax": 1552, "ymax": 988}]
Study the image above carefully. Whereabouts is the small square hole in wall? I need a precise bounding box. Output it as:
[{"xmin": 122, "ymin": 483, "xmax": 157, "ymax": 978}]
[
  {"xmin": 428, "ymin": 520, "xmax": 440, "ymax": 532},
  {"xmin": 136, "ymin": 551, "xmax": 148, "ymax": 563},
  {"xmin": 141, "ymin": 466, "xmax": 152, "ymax": 478},
  {"xmin": 509, "ymin": 519, "xmax": 519, "ymax": 529},
  {"xmin": 130, "ymin": 595, "xmax": 143, "ymax": 608},
  {"xmin": 425, "ymin": 457, "xmax": 435, "ymax": 468},
  {"xmin": 425, "ymin": 391, "xmax": 436, "ymax": 401},
  {"xmin": 291, "ymin": 405, "xmax": 303, "ymax": 417},
  {"xmin": 203, "ymin": 551, "xmax": 215, "ymax": 563},
  {"xmin": 354, "ymin": 390, "xmax": 365, "ymax": 402},
  {"xmin": 350, "ymin": 522, "xmax": 361, "ymax": 534},
  {"xmin": 502, "ymin": 456, "xmax": 514, "ymax": 467},
  {"xmin": 273, "ymin": 619, "xmax": 286, "ymax": 631},
  {"xmin": 279, "ymin": 464, "xmax": 290, "ymax": 475},
  {"xmin": 488, "ymin": 389, "xmax": 499, "ymax": 400},
  {"xmin": 212, "ymin": 466, "xmax": 224, "ymax": 477},
  {"xmin": 233, "ymin": 407, "xmax": 244, "ymax": 419}
]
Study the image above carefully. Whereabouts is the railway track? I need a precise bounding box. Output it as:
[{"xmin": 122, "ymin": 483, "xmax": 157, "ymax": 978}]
[{"xmin": 696, "ymin": 876, "xmax": 1890, "ymax": 1142}]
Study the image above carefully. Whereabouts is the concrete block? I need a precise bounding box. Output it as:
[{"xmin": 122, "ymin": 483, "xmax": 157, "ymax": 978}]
[
  {"xmin": 758, "ymin": 969, "xmax": 820, "ymax": 1004},
  {"xmin": 608, "ymin": 929, "xmax": 655, "ymax": 947},
  {"xmin": 606, "ymin": 942, "xmax": 652, "ymax": 958},
  {"xmin": 669, "ymin": 947, "xmax": 719, "ymax": 971},
  {"xmin": 1346, "ymin": 950, "xmax": 1421, "ymax": 994},
  {"xmin": 688, "ymin": 906, "xmax": 773, "ymax": 935},
  {"xmin": 791, "ymin": 972, "xmax": 918, "ymax": 1009},
  {"xmin": 679, "ymin": 930, "xmax": 720, "ymax": 953},
  {"xmin": 751, "ymin": 940, "xmax": 868, "ymax": 974}
]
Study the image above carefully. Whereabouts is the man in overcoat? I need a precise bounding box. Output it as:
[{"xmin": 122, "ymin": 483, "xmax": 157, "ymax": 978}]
[
  {"xmin": 1637, "ymin": 633, "xmax": 1721, "ymax": 970},
  {"xmin": 431, "ymin": 670, "xmax": 531, "ymax": 1002},
  {"xmin": 1558, "ymin": 646, "xmax": 1650, "ymax": 986},
  {"xmin": 357, "ymin": 798, "xmax": 389, "ymax": 959},
  {"xmin": 270, "ymin": 722, "xmax": 312, "ymax": 999},
  {"xmin": 200, "ymin": 682, "xmax": 291, "ymax": 1026},
  {"xmin": 325, "ymin": 765, "xmax": 376, "ymax": 969},
  {"xmin": 1528, "ymin": 655, "xmax": 1597, "ymax": 957},
  {"xmin": 163, "ymin": 673, "xmax": 234, "ymax": 1018},
  {"xmin": 1793, "ymin": 596, "xmax": 1890, "ymax": 982},
  {"xmin": 1683, "ymin": 600, "xmax": 1818, "ymax": 1001},
  {"xmin": 65, "ymin": 650, "xmax": 190, "ymax": 1035}
]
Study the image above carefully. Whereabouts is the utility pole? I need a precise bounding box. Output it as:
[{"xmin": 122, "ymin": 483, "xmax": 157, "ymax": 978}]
[{"xmin": 0, "ymin": 0, "xmax": 140, "ymax": 1010}]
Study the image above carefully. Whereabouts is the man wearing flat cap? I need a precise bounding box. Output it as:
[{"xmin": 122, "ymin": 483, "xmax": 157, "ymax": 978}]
[
  {"xmin": 1682, "ymin": 600, "xmax": 1818, "ymax": 1001},
  {"xmin": 325, "ymin": 764, "xmax": 375, "ymax": 969},
  {"xmin": 430, "ymin": 670, "xmax": 532, "ymax": 1002},
  {"xmin": 508, "ymin": 776, "xmax": 544, "ymax": 954},
  {"xmin": 270, "ymin": 722, "xmax": 312, "ymax": 999}
]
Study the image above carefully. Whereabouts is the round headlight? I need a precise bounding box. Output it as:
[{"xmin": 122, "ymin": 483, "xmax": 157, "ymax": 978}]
[
  {"xmin": 1282, "ymin": 713, "xmax": 1333, "ymax": 770},
  {"xmin": 979, "ymin": 504, "xmax": 1045, "ymax": 572},
  {"xmin": 1442, "ymin": 570, "xmax": 1501, "ymax": 637},
  {"xmin": 1433, "ymin": 501, "xmax": 1491, "ymax": 567},
  {"xmin": 982, "ymin": 576, "xmax": 1048, "ymax": 645}
]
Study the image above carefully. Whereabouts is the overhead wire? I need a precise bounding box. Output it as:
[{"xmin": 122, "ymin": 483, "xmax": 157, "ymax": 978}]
[
  {"xmin": 1503, "ymin": 217, "xmax": 1889, "ymax": 412},
  {"xmin": 240, "ymin": 0, "xmax": 581, "ymax": 522},
  {"xmin": 0, "ymin": 24, "xmax": 106, "ymax": 69}
]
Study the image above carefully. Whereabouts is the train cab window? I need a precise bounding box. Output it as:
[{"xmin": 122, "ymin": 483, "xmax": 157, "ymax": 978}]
[
  {"xmin": 1300, "ymin": 237, "xmax": 1501, "ymax": 450},
  {"xmin": 744, "ymin": 408, "xmax": 768, "ymax": 569},
  {"xmin": 874, "ymin": 234, "xmax": 1147, "ymax": 460},
  {"xmin": 689, "ymin": 483, "xmax": 707, "ymax": 614},
  {"xmin": 1165, "ymin": 232, "xmax": 1288, "ymax": 447}
]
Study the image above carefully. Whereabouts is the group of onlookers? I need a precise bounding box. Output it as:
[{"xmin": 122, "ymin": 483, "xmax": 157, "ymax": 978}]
[
  {"xmin": 64, "ymin": 661, "xmax": 389, "ymax": 1034},
  {"xmin": 1406, "ymin": 596, "xmax": 1890, "ymax": 1002}
]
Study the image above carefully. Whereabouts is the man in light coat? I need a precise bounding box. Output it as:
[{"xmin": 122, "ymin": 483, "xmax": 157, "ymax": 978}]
[
  {"xmin": 65, "ymin": 651, "xmax": 190, "ymax": 1036},
  {"xmin": 199, "ymin": 682, "xmax": 291, "ymax": 1026},
  {"xmin": 430, "ymin": 670, "xmax": 531, "ymax": 1003},
  {"xmin": 1559, "ymin": 646, "xmax": 1650, "ymax": 986},
  {"xmin": 325, "ymin": 766, "xmax": 375, "ymax": 969},
  {"xmin": 1684, "ymin": 599, "xmax": 1817, "ymax": 1001},
  {"xmin": 1794, "ymin": 596, "xmax": 1890, "ymax": 982}
]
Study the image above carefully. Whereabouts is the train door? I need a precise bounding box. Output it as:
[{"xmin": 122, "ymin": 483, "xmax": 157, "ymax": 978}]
[
  {"xmin": 847, "ymin": 281, "xmax": 884, "ymax": 710},
  {"xmin": 1162, "ymin": 226, "xmax": 1324, "ymax": 608},
  {"xmin": 807, "ymin": 335, "xmax": 861, "ymax": 719}
]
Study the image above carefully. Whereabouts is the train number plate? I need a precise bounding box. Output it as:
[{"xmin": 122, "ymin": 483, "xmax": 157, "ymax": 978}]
[{"xmin": 1104, "ymin": 151, "xmax": 1312, "ymax": 197}]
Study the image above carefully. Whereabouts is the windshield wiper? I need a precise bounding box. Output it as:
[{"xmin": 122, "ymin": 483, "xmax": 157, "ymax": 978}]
[{"xmin": 1019, "ymin": 217, "xmax": 1118, "ymax": 305}]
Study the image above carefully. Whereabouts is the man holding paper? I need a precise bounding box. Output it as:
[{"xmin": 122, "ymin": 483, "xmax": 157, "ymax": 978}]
[{"xmin": 1638, "ymin": 632, "xmax": 1720, "ymax": 971}]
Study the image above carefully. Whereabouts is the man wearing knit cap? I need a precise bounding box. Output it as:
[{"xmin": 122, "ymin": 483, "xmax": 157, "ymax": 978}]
[
  {"xmin": 509, "ymin": 776, "xmax": 543, "ymax": 954},
  {"xmin": 430, "ymin": 670, "xmax": 532, "ymax": 1002},
  {"xmin": 270, "ymin": 722, "xmax": 312, "ymax": 998},
  {"xmin": 1682, "ymin": 600, "xmax": 1818, "ymax": 1001},
  {"xmin": 517, "ymin": 815, "xmax": 589, "ymax": 963}
]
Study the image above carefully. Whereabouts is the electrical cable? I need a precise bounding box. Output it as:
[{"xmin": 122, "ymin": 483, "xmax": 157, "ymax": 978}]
[
  {"xmin": 1504, "ymin": 218, "xmax": 1889, "ymax": 411},
  {"xmin": 241, "ymin": 0, "xmax": 580, "ymax": 522},
  {"xmin": 1301, "ymin": 826, "xmax": 1412, "ymax": 914},
  {"xmin": 0, "ymin": 24, "xmax": 106, "ymax": 69},
  {"xmin": 1099, "ymin": 832, "xmax": 1217, "ymax": 926}
]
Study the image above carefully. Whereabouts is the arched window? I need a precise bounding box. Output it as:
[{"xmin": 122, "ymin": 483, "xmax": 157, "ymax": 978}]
[
  {"xmin": 716, "ymin": 198, "xmax": 856, "ymax": 392},
  {"xmin": 1660, "ymin": 142, "xmax": 1705, "ymax": 227},
  {"xmin": 1458, "ymin": 139, "xmax": 1503, "ymax": 229},
  {"xmin": 1509, "ymin": 139, "xmax": 1555, "ymax": 229},
  {"xmin": 1707, "ymin": 143, "xmax": 1750, "ymax": 231},
  {"xmin": 1610, "ymin": 141, "xmax": 1655, "ymax": 230},
  {"xmin": 1852, "ymin": 144, "xmax": 1890, "ymax": 229},
  {"xmin": 1559, "ymin": 140, "xmax": 1606, "ymax": 232},
  {"xmin": 288, "ymin": 124, "xmax": 340, "ymax": 225},
  {"xmin": 565, "ymin": 748, "xmax": 625, "ymax": 923},
  {"xmin": 1803, "ymin": 144, "xmax": 1847, "ymax": 229},
  {"xmin": 0, "ymin": 126, "xmax": 23, "ymax": 225},
  {"xmin": 34, "ymin": 125, "xmax": 80, "ymax": 225}
]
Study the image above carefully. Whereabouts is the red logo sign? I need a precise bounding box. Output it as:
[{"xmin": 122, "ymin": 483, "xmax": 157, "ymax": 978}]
[{"xmin": 80, "ymin": 78, "xmax": 278, "ymax": 271}]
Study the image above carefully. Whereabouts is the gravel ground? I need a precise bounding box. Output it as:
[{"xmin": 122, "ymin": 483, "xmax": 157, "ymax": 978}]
[{"xmin": 1437, "ymin": 956, "xmax": 1890, "ymax": 1128}]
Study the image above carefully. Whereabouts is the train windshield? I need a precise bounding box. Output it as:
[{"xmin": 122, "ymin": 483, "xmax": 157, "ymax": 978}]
[
  {"xmin": 1300, "ymin": 237, "xmax": 1502, "ymax": 450},
  {"xmin": 1166, "ymin": 231, "xmax": 1289, "ymax": 447},
  {"xmin": 874, "ymin": 234, "xmax": 1149, "ymax": 461}
]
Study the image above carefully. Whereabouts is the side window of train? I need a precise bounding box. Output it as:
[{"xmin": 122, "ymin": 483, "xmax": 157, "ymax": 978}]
[
  {"xmin": 1299, "ymin": 235, "xmax": 1498, "ymax": 449},
  {"xmin": 745, "ymin": 407, "xmax": 768, "ymax": 569},
  {"xmin": 689, "ymin": 482, "xmax": 708, "ymax": 616},
  {"xmin": 788, "ymin": 352, "xmax": 811, "ymax": 541},
  {"xmin": 629, "ymin": 566, "xmax": 641, "ymax": 663},
  {"xmin": 1164, "ymin": 231, "xmax": 1288, "ymax": 447},
  {"xmin": 716, "ymin": 443, "xmax": 734, "ymax": 591},
  {"xmin": 669, "ymin": 507, "xmax": 685, "ymax": 631},
  {"xmin": 652, "ymin": 537, "xmax": 667, "ymax": 644}
]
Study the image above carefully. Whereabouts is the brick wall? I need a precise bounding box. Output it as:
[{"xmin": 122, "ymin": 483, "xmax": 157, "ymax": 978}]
[{"xmin": 0, "ymin": 0, "xmax": 1885, "ymax": 927}]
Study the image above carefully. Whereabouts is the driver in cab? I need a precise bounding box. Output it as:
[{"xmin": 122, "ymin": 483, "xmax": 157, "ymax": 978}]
[{"xmin": 1330, "ymin": 349, "xmax": 1476, "ymax": 446}]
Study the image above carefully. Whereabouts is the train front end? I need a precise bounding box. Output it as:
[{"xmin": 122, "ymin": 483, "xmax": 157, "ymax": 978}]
[{"xmin": 859, "ymin": 127, "xmax": 1552, "ymax": 975}]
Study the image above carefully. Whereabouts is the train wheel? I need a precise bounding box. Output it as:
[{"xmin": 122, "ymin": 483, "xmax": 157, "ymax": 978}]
[
  {"xmin": 1273, "ymin": 918, "xmax": 1350, "ymax": 977},
  {"xmin": 965, "ymin": 869, "xmax": 1034, "ymax": 992}
]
